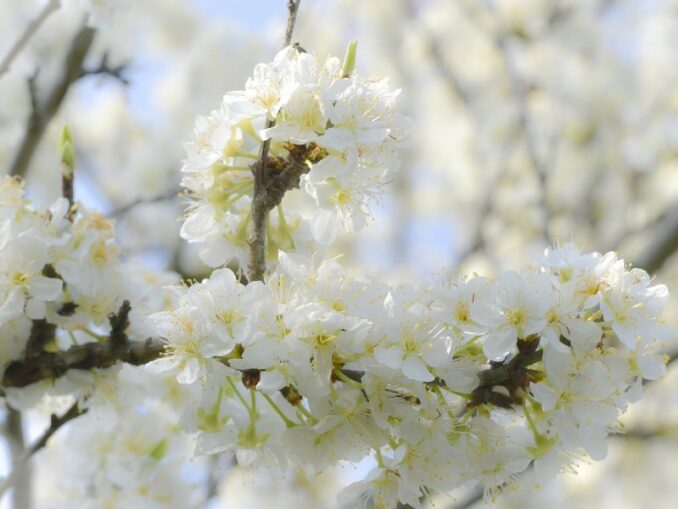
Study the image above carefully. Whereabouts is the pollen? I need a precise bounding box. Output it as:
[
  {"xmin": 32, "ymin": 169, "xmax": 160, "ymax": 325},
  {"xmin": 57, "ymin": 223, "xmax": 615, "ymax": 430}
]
[
  {"xmin": 506, "ymin": 308, "xmax": 526, "ymax": 328},
  {"xmin": 11, "ymin": 271, "xmax": 30, "ymax": 288},
  {"xmin": 455, "ymin": 303, "xmax": 471, "ymax": 323},
  {"xmin": 332, "ymin": 188, "xmax": 351, "ymax": 206}
]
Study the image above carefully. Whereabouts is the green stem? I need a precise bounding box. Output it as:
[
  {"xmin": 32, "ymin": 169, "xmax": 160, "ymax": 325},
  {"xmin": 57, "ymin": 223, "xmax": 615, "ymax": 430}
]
[
  {"xmin": 522, "ymin": 401, "xmax": 541, "ymax": 442},
  {"xmin": 226, "ymin": 377, "xmax": 251, "ymax": 412},
  {"xmin": 277, "ymin": 205, "xmax": 296, "ymax": 249},
  {"xmin": 81, "ymin": 328, "xmax": 106, "ymax": 343},
  {"xmin": 262, "ymin": 392, "xmax": 298, "ymax": 428},
  {"xmin": 333, "ymin": 368, "xmax": 364, "ymax": 389},
  {"xmin": 296, "ymin": 403, "xmax": 318, "ymax": 425}
]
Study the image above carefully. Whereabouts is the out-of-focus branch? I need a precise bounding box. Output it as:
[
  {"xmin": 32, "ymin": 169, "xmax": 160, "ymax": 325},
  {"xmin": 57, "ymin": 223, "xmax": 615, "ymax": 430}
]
[
  {"xmin": 495, "ymin": 35, "xmax": 551, "ymax": 244},
  {"xmin": 78, "ymin": 51, "xmax": 130, "ymax": 85},
  {"xmin": 8, "ymin": 22, "xmax": 96, "ymax": 178},
  {"xmin": 404, "ymin": 1, "xmax": 498, "ymax": 265},
  {"xmin": 404, "ymin": 0, "xmax": 471, "ymax": 106},
  {"xmin": 632, "ymin": 202, "xmax": 678, "ymax": 274},
  {"xmin": 0, "ymin": 403, "xmax": 84, "ymax": 501},
  {"xmin": 108, "ymin": 189, "xmax": 180, "ymax": 218},
  {"xmin": 247, "ymin": 0, "xmax": 301, "ymax": 282},
  {"xmin": 0, "ymin": 0, "xmax": 60, "ymax": 79},
  {"xmin": 5, "ymin": 409, "xmax": 31, "ymax": 509}
]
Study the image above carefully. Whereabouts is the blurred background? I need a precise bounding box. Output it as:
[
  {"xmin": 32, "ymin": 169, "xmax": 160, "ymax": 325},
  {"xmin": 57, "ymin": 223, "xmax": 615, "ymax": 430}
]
[{"xmin": 1, "ymin": 0, "xmax": 678, "ymax": 508}]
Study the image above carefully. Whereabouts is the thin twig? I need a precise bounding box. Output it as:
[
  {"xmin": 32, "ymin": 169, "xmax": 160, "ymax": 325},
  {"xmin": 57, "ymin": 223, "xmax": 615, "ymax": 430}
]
[
  {"xmin": 0, "ymin": 0, "xmax": 61, "ymax": 79},
  {"xmin": 7, "ymin": 22, "xmax": 96, "ymax": 178},
  {"xmin": 108, "ymin": 190, "xmax": 180, "ymax": 218},
  {"xmin": 283, "ymin": 0, "xmax": 301, "ymax": 48},
  {"xmin": 247, "ymin": 0, "xmax": 301, "ymax": 282},
  {"xmin": 78, "ymin": 51, "xmax": 130, "ymax": 85},
  {"xmin": 495, "ymin": 34, "xmax": 551, "ymax": 244}
]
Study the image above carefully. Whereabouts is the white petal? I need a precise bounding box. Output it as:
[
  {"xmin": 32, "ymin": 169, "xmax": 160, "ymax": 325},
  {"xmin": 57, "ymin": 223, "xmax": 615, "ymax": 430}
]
[
  {"xmin": 177, "ymin": 357, "xmax": 201, "ymax": 384},
  {"xmin": 257, "ymin": 370, "xmax": 287, "ymax": 393},
  {"xmin": 638, "ymin": 355, "xmax": 666, "ymax": 380},
  {"xmin": 482, "ymin": 329, "xmax": 516, "ymax": 361},
  {"xmin": 374, "ymin": 346, "xmax": 403, "ymax": 369},
  {"xmin": 402, "ymin": 355, "xmax": 434, "ymax": 382},
  {"xmin": 530, "ymin": 382, "xmax": 559, "ymax": 411},
  {"xmin": 311, "ymin": 209, "xmax": 340, "ymax": 245},
  {"xmin": 28, "ymin": 275, "xmax": 63, "ymax": 301}
]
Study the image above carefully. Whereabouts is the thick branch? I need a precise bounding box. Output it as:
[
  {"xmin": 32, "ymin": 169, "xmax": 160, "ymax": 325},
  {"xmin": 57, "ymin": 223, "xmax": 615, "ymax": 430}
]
[
  {"xmin": 8, "ymin": 23, "xmax": 96, "ymax": 178},
  {"xmin": 0, "ymin": 0, "xmax": 60, "ymax": 79},
  {"xmin": 247, "ymin": 0, "xmax": 302, "ymax": 282},
  {"xmin": 2, "ymin": 337, "xmax": 165, "ymax": 389}
]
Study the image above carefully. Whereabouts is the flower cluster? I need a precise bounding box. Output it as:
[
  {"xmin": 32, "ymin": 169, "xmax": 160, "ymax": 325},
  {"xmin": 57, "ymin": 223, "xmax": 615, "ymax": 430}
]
[
  {"xmin": 151, "ymin": 244, "xmax": 672, "ymax": 507},
  {"xmin": 180, "ymin": 45, "xmax": 408, "ymax": 267},
  {"xmin": 0, "ymin": 176, "xmax": 173, "ymax": 371}
]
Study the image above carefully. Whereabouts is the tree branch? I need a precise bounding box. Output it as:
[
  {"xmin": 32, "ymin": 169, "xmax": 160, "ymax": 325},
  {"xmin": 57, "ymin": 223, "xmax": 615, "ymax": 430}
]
[
  {"xmin": 2, "ymin": 336, "xmax": 165, "ymax": 389},
  {"xmin": 4, "ymin": 409, "xmax": 31, "ymax": 509},
  {"xmin": 78, "ymin": 51, "xmax": 130, "ymax": 85},
  {"xmin": 8, "ymin": 22, "xmax": 96, "ymax": 178},
  {"xmin": 247, "ymin": 0, "xmax": 302, "ymax": 282},
  {"xmin": 632, "ymin": 202, "xmax": 678, "ymax": 274},
  {"xmin": 0, "ymin": 0, "xmax": 60, "ymax": 79},
  {"xmin": 494, "ymin": 34, "xmax": 552, "ymax": 244}
]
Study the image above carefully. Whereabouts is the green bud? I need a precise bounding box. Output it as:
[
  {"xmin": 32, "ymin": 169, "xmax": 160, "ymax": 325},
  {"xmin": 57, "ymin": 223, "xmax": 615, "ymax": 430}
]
[
  {"xmin": 58, "ymin": 125, "xmax": 75, "ymax": 174},
  {"xmin": 60, "ymin": 142, "xmax": 75, "ymax": 174},
  {"xmin": 147, "ymin": 438, "xmax": 169, "ymax": 461},
  {"xmin": 341, "ymin": 40, "xmax": 358, "ymax": 78},
  {"xmin": 58, "ymin": 124, "xmax": 73, "ymax": 149}
]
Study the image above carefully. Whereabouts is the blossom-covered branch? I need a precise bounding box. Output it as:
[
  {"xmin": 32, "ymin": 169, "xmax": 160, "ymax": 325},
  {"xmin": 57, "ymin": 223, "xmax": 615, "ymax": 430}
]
[{"xmin": 248, "ymin": 0, "xmax": 302, "ymax": 282}]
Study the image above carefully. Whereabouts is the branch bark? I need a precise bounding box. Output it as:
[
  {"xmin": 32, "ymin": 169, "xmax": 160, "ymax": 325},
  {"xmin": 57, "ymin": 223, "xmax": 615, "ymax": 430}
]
[
  {"xmin": 247, "ymin": 0, "xmax": 301, "ymax": 282},
  {"xmin": 0, "ymin": 0, "xmax": 60, "ymax": 79},
  {"xmin": 8, "ymin": 22, "xmax": 96, "ymax": 178},
  {"xmin": 2, "ymin": 337, "xmax": 165, "ymax": 389}
]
